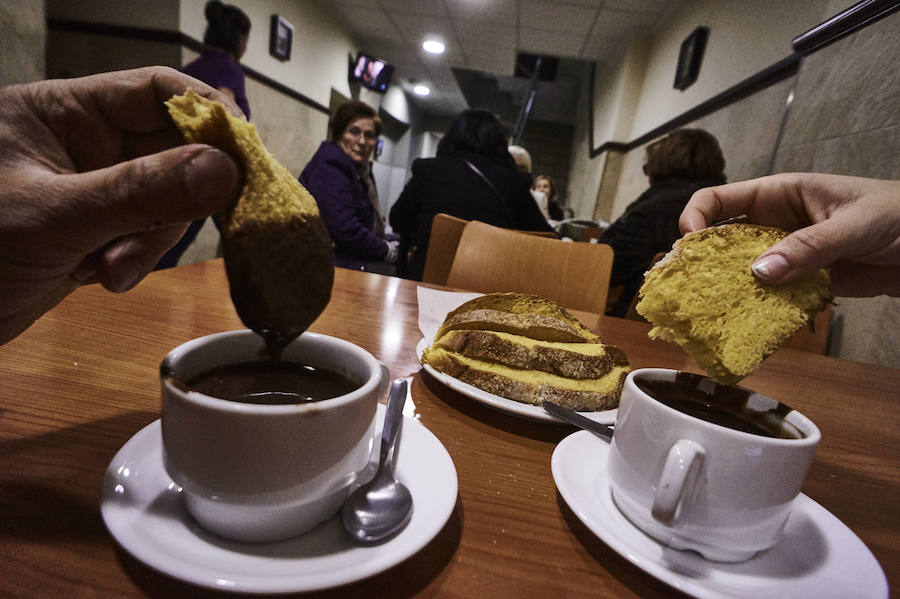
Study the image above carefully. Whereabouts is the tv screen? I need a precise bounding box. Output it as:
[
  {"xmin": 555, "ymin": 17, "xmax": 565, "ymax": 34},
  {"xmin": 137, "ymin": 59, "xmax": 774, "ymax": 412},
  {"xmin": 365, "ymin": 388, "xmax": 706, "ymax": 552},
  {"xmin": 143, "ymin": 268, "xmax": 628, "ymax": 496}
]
[{"xmin": 352, "ymin": 53, "xmax": 394, "ymax": 93}]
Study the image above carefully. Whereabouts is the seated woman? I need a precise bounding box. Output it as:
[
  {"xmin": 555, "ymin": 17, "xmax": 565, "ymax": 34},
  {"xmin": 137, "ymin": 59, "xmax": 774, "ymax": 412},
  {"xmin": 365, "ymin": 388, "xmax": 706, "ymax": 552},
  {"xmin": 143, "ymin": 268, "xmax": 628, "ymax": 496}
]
[
  {"xmin": 299, "ymin": 101, "xmax": 398, "ymax": 273},
  {"xmin": 533, "ymin": 175, "xmax": 565, "ymax": 222},
  {"xmin": 599, "ymin": 128, "xmax": 727, "ymax": 317},
  {"xmin": 389, "ymin": 109, "xmax": 553, "ymax": 281}
]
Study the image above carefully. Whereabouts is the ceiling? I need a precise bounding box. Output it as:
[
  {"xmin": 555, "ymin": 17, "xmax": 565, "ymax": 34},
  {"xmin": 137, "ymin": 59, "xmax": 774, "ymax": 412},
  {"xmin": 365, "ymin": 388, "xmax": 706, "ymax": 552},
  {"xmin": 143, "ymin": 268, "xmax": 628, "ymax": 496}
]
[{"xmin": 327, "ymin": 0, "xmax": 683, "ymax": 123}]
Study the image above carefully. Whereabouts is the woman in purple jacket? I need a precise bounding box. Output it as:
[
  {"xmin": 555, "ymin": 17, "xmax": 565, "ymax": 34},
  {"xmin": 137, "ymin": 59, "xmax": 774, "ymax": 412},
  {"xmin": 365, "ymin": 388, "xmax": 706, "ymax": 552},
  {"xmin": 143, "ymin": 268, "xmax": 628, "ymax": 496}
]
[{"xmin": 299, "ymin": 101, "xmax": 399, "ymax": 272}]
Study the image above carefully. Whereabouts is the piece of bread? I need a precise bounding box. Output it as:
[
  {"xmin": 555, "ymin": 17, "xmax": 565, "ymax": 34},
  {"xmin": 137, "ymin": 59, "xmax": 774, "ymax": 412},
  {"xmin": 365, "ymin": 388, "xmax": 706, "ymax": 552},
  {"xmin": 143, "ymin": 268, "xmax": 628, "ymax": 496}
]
[
  {"xmin": 636, "ymin": 224, "xmax": 833, "ymax": 384},
  {"xmin": 423, "ymin": 347, "xmax": 628, "ymax": 411},
  {"xmin": 166, "ymin": 91, "xmax": 333, "ymax": 356},
  {"xmin": 424, "ymin": 293, "xmax": 630, "ymax": 411},
  {"xmin": 432, "ymin": 330, "xmax": 628, "ymax": 380},
  {"xmin": 435, "ymin": 293, "xmax": 600, "ymax": 343}
]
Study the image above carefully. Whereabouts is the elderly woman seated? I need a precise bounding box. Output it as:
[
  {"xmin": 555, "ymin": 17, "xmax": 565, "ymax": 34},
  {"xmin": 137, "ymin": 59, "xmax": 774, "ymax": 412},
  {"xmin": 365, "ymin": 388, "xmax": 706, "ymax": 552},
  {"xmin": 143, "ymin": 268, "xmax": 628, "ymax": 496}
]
[{"xmin": 299, "ymin": 100, "xmax": 398, "ymax": 273}]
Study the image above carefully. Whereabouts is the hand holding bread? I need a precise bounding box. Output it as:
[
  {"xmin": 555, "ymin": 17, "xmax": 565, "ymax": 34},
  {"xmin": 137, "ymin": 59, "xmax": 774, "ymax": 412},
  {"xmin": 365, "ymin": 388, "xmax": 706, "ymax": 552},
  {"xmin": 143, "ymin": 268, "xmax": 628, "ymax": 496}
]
[{"xmin": 681, "ymin": 173, "xmax": 900, "ymax": 297}]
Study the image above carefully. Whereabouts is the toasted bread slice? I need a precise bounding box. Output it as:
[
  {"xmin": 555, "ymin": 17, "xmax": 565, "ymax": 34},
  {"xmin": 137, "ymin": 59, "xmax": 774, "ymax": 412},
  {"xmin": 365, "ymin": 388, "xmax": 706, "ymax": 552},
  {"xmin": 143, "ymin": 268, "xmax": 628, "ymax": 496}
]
[
  {"xmin": 166, "ymin": 90, "xmax": 334, "ymax": 356},
  {"xmin": 423, "ymin": 347, "xmax": 627, "ymax": 411},
  {"xmin": 636, "ymin": 224, "xmax": 832, "ymax": 384},
  {"xmin": 433, "ymin": 330, "xmax": 628, "ymax": 379},
  {"xmin": 435, "ymin": 293, "xmax": 600, "ymax": 343}
]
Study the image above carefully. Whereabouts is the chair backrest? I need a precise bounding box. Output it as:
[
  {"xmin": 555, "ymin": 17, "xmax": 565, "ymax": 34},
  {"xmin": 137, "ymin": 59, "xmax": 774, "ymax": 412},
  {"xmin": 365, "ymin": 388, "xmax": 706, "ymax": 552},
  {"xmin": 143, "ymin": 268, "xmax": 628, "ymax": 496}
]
[
  {"xmin": 582, "ymin": 225, "xmax": 607, "ymax": 243},
  {"xmin": 446, "ymin": 220, "xmax": 614, "ymax": 314},
  {"xmin": 422, "ymin": 214, "xmax": 559, "ymax": 285},
  {"xmin": 422, "ymin": 213, "xmax": 469, "ymax": 285}
]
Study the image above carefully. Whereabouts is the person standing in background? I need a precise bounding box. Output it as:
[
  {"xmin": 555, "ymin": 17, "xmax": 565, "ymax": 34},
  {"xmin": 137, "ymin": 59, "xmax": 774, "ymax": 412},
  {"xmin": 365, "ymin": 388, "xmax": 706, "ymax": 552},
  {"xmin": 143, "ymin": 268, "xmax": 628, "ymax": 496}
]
[
  {"xmin": 156, "ymin": 0, "xmax": 251, "ymax": 269},
  {"xmin": 183, "ymin": 0, "xmax": 251, "ymax": 118},
  {"xmin": 299, "ymin": 100, "xmax": 398, "ymax": 274}
]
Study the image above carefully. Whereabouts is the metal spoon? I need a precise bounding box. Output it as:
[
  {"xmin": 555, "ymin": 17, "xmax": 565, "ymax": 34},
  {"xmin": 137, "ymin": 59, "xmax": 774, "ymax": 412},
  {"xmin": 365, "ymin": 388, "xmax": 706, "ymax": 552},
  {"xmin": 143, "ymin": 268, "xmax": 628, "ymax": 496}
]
[
  {"xmin": 542, "ymin": 401, "xmax": 615, "ymax": 442},
  {"xmin": 341, "ymin": 378, "xmax": 413, "ymax": 543}
]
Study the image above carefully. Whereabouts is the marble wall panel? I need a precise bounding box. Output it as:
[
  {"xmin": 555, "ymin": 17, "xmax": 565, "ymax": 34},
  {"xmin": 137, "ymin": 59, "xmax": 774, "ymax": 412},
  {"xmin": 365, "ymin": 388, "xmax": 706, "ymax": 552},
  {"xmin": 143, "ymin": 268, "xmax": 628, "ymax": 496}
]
[{"xmin": 772, "ymin": 11, "xmax": 900, "ymax": 369}]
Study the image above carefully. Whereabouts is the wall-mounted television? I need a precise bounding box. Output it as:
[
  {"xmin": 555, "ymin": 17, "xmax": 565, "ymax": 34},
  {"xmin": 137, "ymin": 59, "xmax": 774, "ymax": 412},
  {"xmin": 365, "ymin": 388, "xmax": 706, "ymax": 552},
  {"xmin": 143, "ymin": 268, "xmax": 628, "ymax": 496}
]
[{"xmin": 351, "ymin": 53, "xmax": 394, "ymax": 93}]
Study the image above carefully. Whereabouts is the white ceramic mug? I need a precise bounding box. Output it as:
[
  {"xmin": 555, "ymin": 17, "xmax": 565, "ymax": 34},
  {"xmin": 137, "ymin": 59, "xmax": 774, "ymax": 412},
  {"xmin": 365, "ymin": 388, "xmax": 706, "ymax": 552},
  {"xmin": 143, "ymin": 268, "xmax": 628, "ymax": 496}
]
[
  {"xmin": 160, "ymin": 330, "xmax": 389, "ymax": 543},
  {"xmin": 607, "ymin": 368, "xmax": 820, "ymax": 562}
]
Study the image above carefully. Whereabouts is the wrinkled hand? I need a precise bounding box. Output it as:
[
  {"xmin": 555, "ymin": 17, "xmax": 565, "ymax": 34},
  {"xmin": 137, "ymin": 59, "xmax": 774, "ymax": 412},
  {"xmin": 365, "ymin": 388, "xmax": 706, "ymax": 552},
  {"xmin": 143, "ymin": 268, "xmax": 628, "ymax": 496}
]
[
  {"xmin": 680, "ymin": 173, "xmax": 900, "ymax": 297},
  {"xmin": 0, "ymin": 66, "xmax": 242, "ymax": 344}
]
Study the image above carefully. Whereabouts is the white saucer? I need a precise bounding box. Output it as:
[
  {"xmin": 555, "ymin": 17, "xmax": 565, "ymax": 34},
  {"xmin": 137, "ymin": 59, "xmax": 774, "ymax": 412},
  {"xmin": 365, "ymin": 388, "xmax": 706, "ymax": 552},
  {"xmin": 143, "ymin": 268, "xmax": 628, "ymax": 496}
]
[
  {"xmin": 101, "ymin": 405, "xmax": 458, "ymax": 594},
  {"xmin": 551, "ymin": 431, "xmax": 888, "ymax": 599},
  {"xmin": 417, "ymin": 338, "xmax": 617, "ymax": 425}
]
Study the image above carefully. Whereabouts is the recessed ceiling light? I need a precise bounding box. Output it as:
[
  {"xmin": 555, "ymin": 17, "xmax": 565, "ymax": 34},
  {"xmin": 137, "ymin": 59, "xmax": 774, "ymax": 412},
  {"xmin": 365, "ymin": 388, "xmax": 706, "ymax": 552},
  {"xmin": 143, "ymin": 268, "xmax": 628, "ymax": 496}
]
[
  {"xmin": 413, "ymin": 84, "xmax": 431, "ymax": 96},
  {"xmin": 422, "ymin": 40, "xmax": 445, "ymax": 54}
]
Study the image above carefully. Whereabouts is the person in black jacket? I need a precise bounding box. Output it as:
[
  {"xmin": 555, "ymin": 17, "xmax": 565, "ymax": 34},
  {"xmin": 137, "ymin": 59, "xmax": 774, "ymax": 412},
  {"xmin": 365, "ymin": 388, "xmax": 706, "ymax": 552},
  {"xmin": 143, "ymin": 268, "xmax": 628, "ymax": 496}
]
[
  {"xmin": 600, "ymin": 128, "xmax": 727, "ymax": 317},
  {"xmin": 389, "ymin": 109, "xmax": 553, "ymax": 281}
]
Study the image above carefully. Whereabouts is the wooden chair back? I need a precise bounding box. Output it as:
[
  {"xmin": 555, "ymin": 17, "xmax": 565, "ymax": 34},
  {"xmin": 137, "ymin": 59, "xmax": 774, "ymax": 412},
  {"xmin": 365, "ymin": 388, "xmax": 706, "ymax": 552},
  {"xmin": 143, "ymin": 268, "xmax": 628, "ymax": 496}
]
[
  {"xmin": 446, "ymin": 220, "xmax": 614, "ymax": 314},
  {"xmin": 421, "ymin": 213, "xmax": 468, "ymax": 285},
  {"xmin": 582, "ymin": 225, "xmax": 607, "ymax": 243},
  {"xmin": 422, "ymin": 214, "xmax": 559, "ymax": 285}
]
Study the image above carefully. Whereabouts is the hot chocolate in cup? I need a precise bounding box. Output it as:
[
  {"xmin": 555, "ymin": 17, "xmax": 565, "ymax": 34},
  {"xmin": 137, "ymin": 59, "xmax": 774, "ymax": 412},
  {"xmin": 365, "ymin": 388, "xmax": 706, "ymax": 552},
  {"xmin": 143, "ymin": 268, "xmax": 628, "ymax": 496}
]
[
  {"xmin": 607, "ymin": 368, "xmax": 820, "ymax": 562},
  {"xmin": 160, "ymin": 330, "xmax": 389, "ymax": 543}
]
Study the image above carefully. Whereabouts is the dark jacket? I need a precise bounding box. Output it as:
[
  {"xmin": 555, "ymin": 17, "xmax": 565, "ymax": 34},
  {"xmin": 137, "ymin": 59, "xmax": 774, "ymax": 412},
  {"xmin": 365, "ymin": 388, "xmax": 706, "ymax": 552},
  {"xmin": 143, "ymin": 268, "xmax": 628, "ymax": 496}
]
[
  {"xmin": 389, "ymin": 152, "xmax": 554, "ymax": 280},
  {"xmin": 599, "ymin": 175, "xmax": 726, "ymax": 317},
  {"xmin": 299, "ymin": 141, "xmax": 388, "ymax": 270}
]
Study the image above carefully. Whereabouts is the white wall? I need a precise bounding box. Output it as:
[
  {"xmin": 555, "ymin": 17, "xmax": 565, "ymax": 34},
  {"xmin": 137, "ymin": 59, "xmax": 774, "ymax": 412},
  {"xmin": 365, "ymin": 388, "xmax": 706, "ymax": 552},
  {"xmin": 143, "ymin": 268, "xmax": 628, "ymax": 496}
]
[
  {"xmin": 578, "ymin": 0, "xmax": 855, "ymax": 223},
  {"xmin": 627, "ymin": 0, "xmax": 850, "ymax": 141}
]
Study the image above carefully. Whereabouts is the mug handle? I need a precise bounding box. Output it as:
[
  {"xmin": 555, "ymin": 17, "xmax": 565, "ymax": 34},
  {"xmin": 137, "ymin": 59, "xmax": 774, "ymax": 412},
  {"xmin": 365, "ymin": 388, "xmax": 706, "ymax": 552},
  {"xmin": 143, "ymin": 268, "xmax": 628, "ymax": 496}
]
[{"xmin": 651, "ymin": 439, "xmax": 705, "ymax": 526}]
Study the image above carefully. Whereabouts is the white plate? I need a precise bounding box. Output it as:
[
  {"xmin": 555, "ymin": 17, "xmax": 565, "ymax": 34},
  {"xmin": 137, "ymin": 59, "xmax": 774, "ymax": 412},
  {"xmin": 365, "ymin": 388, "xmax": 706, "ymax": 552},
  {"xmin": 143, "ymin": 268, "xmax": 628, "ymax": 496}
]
[
  {"xmin": 551, "ymin": 431, "xmax": 888, "ymax": 599},
  {"xmin": 417, "ymin": 338, "xmax": 617, "ymax": 424},
  {"xmin": 101, "ymin": 405, "xmax": 458, "ymax": 594}
]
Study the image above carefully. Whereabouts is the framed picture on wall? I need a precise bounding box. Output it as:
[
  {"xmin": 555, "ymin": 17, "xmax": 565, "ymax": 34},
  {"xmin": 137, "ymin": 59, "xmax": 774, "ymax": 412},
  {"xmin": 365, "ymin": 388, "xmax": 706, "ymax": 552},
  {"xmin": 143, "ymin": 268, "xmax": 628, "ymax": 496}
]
[
  {"xmin": 674, "ymin": 26, "xmax": 709, "ymax": 90},
  {"xmin": 269, "ymin": 15, "xmax": 294, "ymax": 61}
]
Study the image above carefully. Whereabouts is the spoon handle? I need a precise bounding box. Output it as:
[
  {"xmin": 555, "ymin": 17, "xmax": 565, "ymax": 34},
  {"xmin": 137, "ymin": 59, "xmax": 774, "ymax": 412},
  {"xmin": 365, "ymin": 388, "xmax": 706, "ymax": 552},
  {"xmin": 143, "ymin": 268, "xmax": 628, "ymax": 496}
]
[
  {"xmin": 380, "ymin": 378, "xmax": 408, "ymax": 464},
  {"xmin": 542, "ymin": 401, "xmax": 615, "ymax": 442}
]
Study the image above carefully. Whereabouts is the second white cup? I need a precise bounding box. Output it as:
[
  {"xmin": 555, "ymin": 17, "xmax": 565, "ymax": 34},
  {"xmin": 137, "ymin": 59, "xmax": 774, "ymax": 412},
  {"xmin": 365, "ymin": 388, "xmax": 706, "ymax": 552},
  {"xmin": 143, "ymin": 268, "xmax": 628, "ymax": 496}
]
[{"xmin": 607, "ymin": 368, "xmax": 820, "ymax": 562}]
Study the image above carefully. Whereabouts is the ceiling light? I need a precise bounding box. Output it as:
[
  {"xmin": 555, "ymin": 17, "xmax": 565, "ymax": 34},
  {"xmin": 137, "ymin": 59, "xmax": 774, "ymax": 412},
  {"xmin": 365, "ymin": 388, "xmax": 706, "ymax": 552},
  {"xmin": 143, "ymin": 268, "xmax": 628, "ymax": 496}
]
[
  {"xmin": 413, "ymin": 84, "xmax": 431, "ymax": 96},
  {"xmin": 422, "ymin": 40, "xmax": 445, "ymax": 54}
]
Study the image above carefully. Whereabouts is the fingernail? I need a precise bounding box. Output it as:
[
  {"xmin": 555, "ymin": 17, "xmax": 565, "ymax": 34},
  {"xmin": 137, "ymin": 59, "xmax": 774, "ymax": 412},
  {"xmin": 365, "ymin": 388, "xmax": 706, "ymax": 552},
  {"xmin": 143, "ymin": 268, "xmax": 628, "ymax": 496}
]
[
  {"xmin": 72, "ymin": 259, "xmax": 97, "ymax": 284},
  {"xmin": 185, "ymin": 148, "xmax": 238, "ymax": 202},
  {"xmin": 110, "ymin": 259, "xmax": 143, "ymax": 292},
  {"xmin": 751, "ymin": 254, "xmax": 788, "ymax": 280}
]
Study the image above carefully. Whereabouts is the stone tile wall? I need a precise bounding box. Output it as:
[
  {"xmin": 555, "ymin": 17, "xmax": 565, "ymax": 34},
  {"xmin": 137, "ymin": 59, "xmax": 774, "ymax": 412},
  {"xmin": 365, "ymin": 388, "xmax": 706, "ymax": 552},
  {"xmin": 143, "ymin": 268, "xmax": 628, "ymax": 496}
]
[{"xmin": 773, "ymin": 12, "xmax": 900, "ymax": 369}]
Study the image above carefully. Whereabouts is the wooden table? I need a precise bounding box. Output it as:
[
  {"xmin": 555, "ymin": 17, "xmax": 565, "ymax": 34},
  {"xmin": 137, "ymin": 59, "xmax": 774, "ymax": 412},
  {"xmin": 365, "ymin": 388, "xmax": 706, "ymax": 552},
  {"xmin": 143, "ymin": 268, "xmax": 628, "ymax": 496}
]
[{"xmin": 1, "ymin": 260, "xmax": 897, "ymax": 598}]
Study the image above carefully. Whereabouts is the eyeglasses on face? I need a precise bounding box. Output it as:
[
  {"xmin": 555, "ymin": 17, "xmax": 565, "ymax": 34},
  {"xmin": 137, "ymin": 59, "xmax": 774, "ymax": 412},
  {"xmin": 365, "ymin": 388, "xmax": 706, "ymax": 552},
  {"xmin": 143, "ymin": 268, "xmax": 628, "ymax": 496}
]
[{"xmin": 345, "ymin": 126, "xmax": 378, "ymax": 142}]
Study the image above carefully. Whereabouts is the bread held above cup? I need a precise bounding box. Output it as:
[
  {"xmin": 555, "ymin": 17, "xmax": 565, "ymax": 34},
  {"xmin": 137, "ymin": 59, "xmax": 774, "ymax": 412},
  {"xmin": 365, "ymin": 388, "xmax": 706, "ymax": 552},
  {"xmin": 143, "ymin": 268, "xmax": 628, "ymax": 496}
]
[{"xmin": 635, "ymin": 224, "xmax": 833, "ymax": 385}]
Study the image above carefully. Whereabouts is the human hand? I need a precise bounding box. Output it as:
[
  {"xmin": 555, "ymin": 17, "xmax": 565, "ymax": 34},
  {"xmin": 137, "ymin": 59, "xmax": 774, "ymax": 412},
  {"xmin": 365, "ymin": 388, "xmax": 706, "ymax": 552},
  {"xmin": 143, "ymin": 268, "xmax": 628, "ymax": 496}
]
[
  {"xmin": 680, "ymin": 173, "xmax": 900, "ymax": 297},
  {"xmin": 0, "ymin": 67, "xmax": 243, "ymax": 344},
  {"xmin": 385, "ymin": 240, "xmax": 400, "ymax": 263}
]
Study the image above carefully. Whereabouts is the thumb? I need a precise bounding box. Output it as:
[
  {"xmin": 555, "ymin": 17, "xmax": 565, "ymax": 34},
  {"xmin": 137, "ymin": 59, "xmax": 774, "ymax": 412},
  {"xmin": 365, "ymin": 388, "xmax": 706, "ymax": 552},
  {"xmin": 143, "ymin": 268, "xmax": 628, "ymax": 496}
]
[
  {"xmin": 751, "ymin": 219, "xmax": 856, "ymax": 285},
  {"xmin": 60, "ymin": 145, "xmax": 240, "ymax": 248}
]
